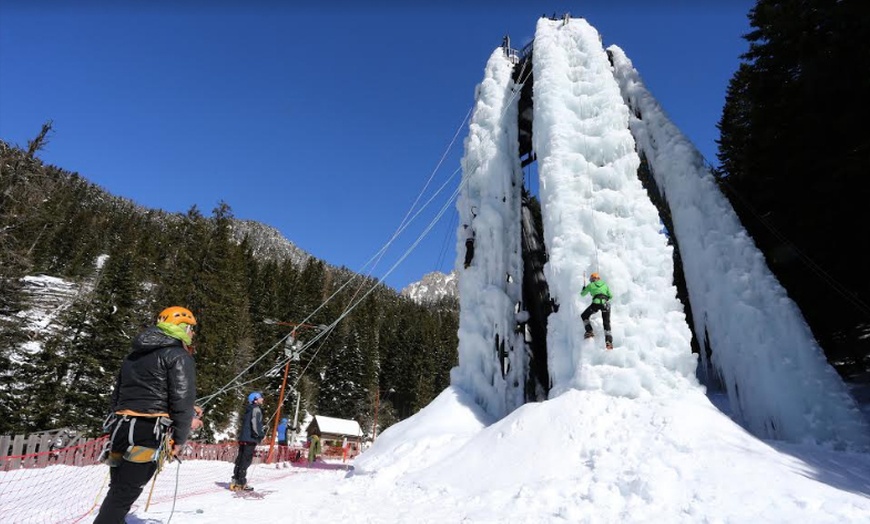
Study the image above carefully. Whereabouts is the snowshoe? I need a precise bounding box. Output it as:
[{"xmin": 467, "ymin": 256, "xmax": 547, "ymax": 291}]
[{"xmin": 584, "ymin": 331, "xmax": 595, "ymax": 339}]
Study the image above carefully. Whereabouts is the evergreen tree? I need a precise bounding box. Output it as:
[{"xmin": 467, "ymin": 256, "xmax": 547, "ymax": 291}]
[
  {"xmin": 192, "ymin": 203, "xmax": 256, "ymax": 439},
  {"xmin": 59, "ymin": 243, "xmax": 142, "ymax": 431},
  {"xmin": 0, "ymin": 145, "xmax": 34, "ymax": 434},
  {"xmin": 717, "ymin": 0, "xmax": 870, "ymax": 375},
  {"xmin": 19, "ymin": 335, "xmax": 68, "ymax": 431},
  {"xmin": 317, "ymin": 336, "xmax": 366, "ymax": 419}
]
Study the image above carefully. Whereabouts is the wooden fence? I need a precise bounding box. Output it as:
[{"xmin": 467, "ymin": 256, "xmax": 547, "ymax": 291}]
[
  {"xmin": 1, "ymin": 428, "xmax": 320, "ymax": 471},
  {"xmin": 0, "ymin": 428, "xmax": 103, "ymax": 471}
]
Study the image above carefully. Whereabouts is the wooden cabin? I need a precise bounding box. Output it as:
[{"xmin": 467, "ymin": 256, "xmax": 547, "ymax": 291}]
[{"xmin": 306, "ymin": 415, "xmax": 364, "ymax": 457}]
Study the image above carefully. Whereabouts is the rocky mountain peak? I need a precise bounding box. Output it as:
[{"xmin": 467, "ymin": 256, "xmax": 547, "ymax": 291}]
[{"xmin": 400, "ymin": 270, "xmax": 458, "ymax": 305}]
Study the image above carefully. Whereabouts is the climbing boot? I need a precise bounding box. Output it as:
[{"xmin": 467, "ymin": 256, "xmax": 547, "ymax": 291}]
[
  {"xmin": 584, "ymin": 331, "xmax": 595, "ymax": 339},
  {"xmin": 605, "ymin": 341, "xmax": 613, "ymax": 350}
]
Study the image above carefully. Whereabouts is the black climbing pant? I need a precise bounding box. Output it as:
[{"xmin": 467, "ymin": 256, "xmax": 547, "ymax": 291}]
[
  {"xmin": 581, "ymin": 303, "xmax": 612, "ymax": 343},
  {"xmin": 233, "ymin": 442, "xmax": 257, "ymax": 485}
]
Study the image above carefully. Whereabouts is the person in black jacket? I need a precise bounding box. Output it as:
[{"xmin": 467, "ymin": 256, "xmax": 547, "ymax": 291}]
[
  {"xmin": 94, "ymin": 306, "xmax": 198, "ymax": 524},
  {"xmin": 231, "ymin": 391, "xmax": 265, "ymax": 491}
]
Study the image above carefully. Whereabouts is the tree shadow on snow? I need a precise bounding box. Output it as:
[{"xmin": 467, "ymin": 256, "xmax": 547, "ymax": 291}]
[
  {"xmin": 765, "ymin": 440, "xmax": 870, "ymax": 498},
  {"xmin": 701, "ymin": 376, "xmax": 870, "ymax": 497}
]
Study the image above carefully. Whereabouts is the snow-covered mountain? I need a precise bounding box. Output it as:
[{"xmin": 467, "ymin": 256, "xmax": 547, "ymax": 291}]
[
  {"xmin": 230, "ymin": 219, "xmax": 312, "ymax": 268},
  {"xmin": 400, "ymin": 271, "xmax": 458, "ymax": 305}
]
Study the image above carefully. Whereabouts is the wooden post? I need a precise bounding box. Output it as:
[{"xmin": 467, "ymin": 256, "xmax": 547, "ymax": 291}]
[
  {"xmin": 24, "ymin": 434, "xmax": 39, "ymax": 467},
  {"xmin": 0, "ymin": 435, "xmax": 10, "ymax": 462},
  {"xmin": 261, "ymin": 320, "xmax": 324, "ymax": 461},
  {"xmin": 36, "ymin": 434, "xmax": 52, "ymax": 467},
  {"xmin": 9, "ymin": 435, "xmax": 24, "ymax": 469},
  {"xmin": 266, "ymin": 338, "xmax": 293, "ymax": 464}
]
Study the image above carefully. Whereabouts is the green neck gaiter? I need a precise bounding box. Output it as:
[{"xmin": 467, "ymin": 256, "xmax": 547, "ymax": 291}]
[{"xmin": 157, "ymin": 322, "xmax": 192, "ymax": 346}]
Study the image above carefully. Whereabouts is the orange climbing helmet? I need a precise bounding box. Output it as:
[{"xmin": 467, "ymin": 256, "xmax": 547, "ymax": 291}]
[
  {"xmin": 157, "ymin": 306, "xmax": 197, "ymax": 326},
  {"xmin": 590, "ymin": 273, "xmax": 600, "ymax": 281}
]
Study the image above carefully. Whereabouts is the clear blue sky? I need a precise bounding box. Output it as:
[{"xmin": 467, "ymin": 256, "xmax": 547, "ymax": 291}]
[{"xmin": 0, "ymin": 1, "xmax": 753, "ymax": 291}]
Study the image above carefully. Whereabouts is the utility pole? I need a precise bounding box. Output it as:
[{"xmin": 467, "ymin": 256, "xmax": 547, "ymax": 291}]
[
  {"xmin": 290, "ymin": 391, "xmax": 302, "ymax": 446},
  {"xmin": 263, "ymin": 320, "xmax": 325, "ymax": 463}
]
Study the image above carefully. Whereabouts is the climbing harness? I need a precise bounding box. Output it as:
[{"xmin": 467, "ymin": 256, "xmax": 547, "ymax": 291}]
[
  {"xmin": 97, "ymin": 413, "xmax": 122, "ymax": 466},
  {"xmin": 594, "ymin": 293, "xmax": 611, "ymax": 312},
  {"xmin": 98, "ymin": 414, "xmax": 174, "ymax": 467}
]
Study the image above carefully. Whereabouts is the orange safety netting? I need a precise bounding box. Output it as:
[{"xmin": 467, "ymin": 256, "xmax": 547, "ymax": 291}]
[{"xmin": 0, "ymin": 438, "xmax": 309, "ymax": 523}]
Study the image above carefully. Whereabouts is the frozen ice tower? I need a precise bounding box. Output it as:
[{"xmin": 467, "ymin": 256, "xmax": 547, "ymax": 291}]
[{"xmin": 451, "ymin": 16, "xmax": 869, "ymax": 449}]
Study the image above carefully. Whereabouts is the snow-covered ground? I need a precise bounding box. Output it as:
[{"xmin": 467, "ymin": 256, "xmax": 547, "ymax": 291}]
[{"xmin": 7, "ymin": 386, "xmax": 870, "ymax": 523}]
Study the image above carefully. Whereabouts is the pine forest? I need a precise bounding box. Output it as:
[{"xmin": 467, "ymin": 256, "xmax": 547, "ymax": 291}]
[{"xmin": 0, "ymin": 136, "xmax": 459, "ymax": 439}]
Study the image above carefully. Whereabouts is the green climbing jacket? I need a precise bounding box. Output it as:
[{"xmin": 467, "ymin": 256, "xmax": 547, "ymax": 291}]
[{"xmin": 581, "ymin": 280, "xmax": 612, "ymax": 305}]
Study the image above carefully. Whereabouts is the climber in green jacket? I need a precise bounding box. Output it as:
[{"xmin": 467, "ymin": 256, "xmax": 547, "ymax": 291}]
[{"xmin": 580, "ymin": 272, "xmax": 614, "ymax": 350}]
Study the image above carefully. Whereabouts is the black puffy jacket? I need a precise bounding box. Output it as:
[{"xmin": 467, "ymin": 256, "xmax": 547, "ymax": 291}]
[{"xmin": 111, "ymin": 326, "xmax": 197, "ymax": 445}]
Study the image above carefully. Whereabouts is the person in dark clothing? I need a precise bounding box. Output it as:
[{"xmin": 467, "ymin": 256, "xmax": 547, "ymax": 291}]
[
  {"xmin": 94, "ymin": 306, "xmax": 198, "ymax": 524},
  {"xmin": 463, "ymin": 224, "xmax": 475, "ymax": 269},
  {"xmin": 231, "ymin": 391, "xmax": 265, "ymax": 491},
  {"xmin": 580, "ymin": 273, "xmax": 614, "ymax": 350}
]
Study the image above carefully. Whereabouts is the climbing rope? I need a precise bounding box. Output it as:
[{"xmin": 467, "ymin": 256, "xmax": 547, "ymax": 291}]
[{"xmin": 165, "ymin": 461, "xmax": 181, "ymax": 524}]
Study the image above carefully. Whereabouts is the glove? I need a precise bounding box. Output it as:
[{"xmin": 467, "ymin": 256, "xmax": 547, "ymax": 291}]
[{"xmin": 170, "ymin": 443, "xmax": 184, "ymax": 462}]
